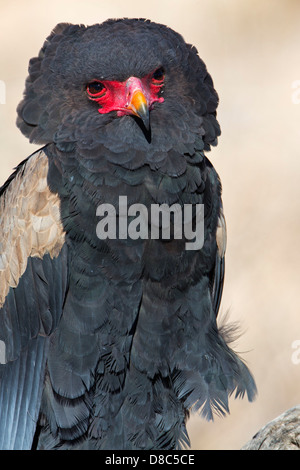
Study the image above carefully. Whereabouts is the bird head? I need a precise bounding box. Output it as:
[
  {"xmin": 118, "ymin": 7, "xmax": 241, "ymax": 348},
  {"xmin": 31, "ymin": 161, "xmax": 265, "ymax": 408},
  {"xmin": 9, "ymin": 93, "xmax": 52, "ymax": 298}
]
[
  {"xmin": 17, "ymin": 19, "xmax": 220, "ymax": 171},
  {"xmin": 86, "ymin": 69, "xmax": 165, "ymax": 131}
]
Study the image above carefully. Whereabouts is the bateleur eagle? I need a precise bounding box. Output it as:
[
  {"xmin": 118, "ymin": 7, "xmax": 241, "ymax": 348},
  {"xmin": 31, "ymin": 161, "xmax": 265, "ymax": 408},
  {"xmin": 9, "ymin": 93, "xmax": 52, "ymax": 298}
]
[{"xmin": 0, "ymin": 18, "xmax": 256, "ymax": 450}]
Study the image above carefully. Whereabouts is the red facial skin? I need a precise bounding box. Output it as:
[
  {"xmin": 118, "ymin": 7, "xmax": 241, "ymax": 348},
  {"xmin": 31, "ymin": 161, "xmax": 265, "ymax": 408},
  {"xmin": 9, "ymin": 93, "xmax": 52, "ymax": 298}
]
[{"xmin": 86, "ymin": 70, "xmax": 165, "ymax": 117}]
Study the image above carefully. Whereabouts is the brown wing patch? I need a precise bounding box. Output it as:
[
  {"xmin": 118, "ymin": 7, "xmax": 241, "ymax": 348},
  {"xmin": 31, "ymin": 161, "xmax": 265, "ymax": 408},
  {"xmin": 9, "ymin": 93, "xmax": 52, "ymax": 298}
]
[
  {"xmin": 0, "ymin": 150, "xmax": 65, "ymax": 307},
  {"xmin": 216, "ymin": 207, "xmax": 227, "ymax": 258}
]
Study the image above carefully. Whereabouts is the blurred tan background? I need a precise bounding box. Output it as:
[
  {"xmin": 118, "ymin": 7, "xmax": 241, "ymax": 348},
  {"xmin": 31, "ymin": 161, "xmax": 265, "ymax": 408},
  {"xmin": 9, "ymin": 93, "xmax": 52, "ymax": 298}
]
[{"xmin": 1, "ymin": 0, "xmax": 300, "ymax": 450}]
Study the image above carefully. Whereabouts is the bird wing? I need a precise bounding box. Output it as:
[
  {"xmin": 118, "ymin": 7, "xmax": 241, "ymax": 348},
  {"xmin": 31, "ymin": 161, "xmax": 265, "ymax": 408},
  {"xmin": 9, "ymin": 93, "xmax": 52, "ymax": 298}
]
[
  {"xmin": 0, "ymin": 149, "xmax": 67, "ymax": 449},
  {"xmin": 212, "ymin": 206, "xmax": 227, "ymax": 316}
]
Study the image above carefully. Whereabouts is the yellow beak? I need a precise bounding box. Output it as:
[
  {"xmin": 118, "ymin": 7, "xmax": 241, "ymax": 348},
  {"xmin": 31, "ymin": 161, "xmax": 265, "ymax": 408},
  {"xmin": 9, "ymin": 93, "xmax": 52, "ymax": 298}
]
[{"xmin": 126, "ymin": 88, "xmax": 150, "ymax": 130}]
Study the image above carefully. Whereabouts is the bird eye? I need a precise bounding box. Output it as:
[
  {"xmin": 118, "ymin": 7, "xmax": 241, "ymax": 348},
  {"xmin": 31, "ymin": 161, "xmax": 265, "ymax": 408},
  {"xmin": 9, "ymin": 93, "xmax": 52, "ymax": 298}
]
[
  {"xmin": 87, "ymin": 81, "xmax": 107, "ymax": 97},
  {"xmin": 151, "ymin": 67, "xmax": 165, "ymax": 84}
]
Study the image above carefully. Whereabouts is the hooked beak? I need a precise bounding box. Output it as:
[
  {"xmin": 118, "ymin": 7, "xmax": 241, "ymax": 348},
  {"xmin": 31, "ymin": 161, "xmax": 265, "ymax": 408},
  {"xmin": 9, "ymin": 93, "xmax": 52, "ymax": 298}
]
[{"xmin": 125, "ymin": 79, "xmax": 150, "ymax": 130}]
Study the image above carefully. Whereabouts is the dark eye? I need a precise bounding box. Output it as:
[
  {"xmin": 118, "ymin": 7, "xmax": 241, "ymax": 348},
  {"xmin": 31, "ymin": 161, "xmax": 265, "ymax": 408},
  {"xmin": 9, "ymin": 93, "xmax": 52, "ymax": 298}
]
[
  {"xmin": 152, "ymin": 67, "xmax": 165, "ymax": 84},
  {"xmin": 87, "ymin": 81, "xmax": 106, "ymax": 97}
]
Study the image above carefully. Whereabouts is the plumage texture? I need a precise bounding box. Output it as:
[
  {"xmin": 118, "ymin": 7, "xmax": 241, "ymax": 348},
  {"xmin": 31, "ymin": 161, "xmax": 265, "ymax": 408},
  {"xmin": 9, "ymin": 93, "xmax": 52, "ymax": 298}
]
[
  {"xmin": 0, "ymin": 18, "xmax": 256, "ymax": 450},
  {"xmin": 0, "ymin": 151, "xmax": 65, "ymax": 308}
]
